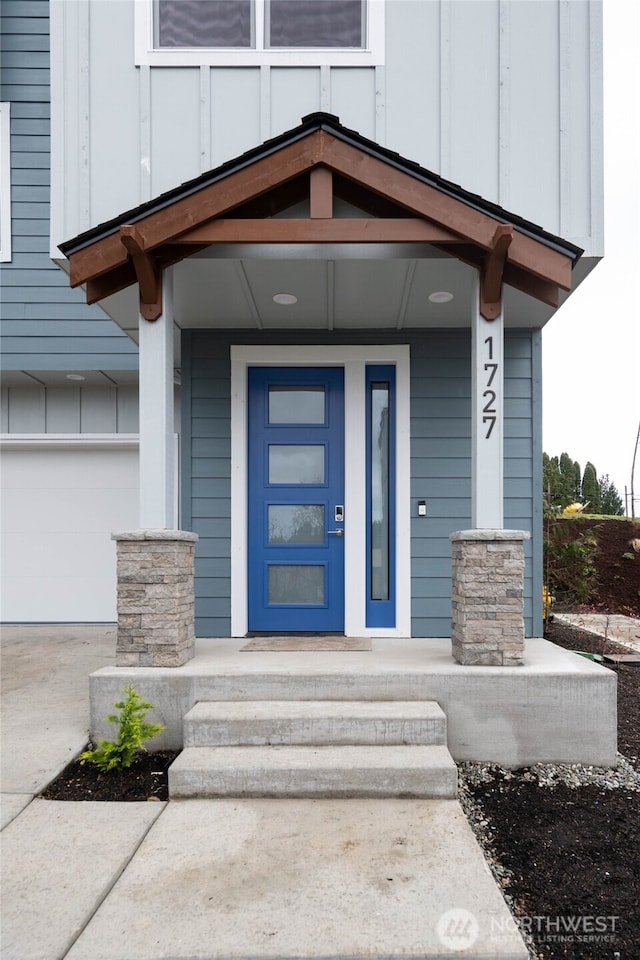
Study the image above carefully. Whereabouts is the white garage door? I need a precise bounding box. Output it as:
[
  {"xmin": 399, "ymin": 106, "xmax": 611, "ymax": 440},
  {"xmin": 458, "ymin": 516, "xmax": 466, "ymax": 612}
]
[{"xmin": 1, "ymin": 443, "xmax": 139, "ymax": 622}]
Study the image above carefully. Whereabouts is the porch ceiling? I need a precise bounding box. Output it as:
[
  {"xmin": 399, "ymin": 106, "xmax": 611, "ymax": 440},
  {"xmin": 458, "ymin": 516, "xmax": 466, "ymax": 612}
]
[
  {"xmin": 60, "ymin": 113, "xmax": 583, "ymax": 338},
  {"xmin": 101, "ymin": 250, "xmax": 551, "ymax": 348}
]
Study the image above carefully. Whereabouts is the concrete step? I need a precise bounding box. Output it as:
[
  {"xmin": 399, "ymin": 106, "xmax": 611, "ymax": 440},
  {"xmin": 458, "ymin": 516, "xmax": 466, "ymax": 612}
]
[
  {"xmin": 183, "ymin": 699, "xmax": 447, "ymax": 747},
  {"xmin": 169, "ymin": 744, "xmax": 458, "ymax": 799}
]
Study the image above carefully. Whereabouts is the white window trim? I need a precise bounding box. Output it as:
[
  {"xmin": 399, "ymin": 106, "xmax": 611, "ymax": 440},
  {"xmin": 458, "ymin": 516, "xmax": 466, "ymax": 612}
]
[
  {"xmin": 135, "ymin": 0, "xmax": 385, "ymax": 67},
  {"xmin": 230, "ymin": 344, "xmax": 410, "ymax": 638},
  {"xmin": 0, "ymin": 103, "xmax": 11, "ymax": 263}
]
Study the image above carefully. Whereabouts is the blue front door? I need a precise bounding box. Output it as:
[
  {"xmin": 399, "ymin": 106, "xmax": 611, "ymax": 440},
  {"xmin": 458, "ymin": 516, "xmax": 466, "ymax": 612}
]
[{"xmin": 248, "ymin": 367, "xmax": 345, "ymax": 632}]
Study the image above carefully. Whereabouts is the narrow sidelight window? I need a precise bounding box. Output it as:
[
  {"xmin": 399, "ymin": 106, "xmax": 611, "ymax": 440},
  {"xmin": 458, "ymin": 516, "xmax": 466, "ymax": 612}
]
[{"xmin": 366, "ymin": 366, "xmax": 395, "ymax": 627}]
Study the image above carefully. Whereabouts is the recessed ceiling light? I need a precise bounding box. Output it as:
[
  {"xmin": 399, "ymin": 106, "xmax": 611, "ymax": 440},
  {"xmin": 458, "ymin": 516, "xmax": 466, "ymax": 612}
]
[
  {"xmin": 65, "ymin": 374, "xmax": 86, "ymax": 381},
  {"xmin": 429, "ymin": 291, "xmax": 454, "ymax": 303},
  {"xmin": 272, "ymin": 293, "xmax": 298, "ymax": 305}
]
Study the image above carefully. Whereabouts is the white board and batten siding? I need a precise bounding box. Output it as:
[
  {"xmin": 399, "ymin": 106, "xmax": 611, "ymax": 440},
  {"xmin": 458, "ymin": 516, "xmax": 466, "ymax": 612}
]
[{"xmin": 50, "ymin": 0, "xmax": 603, "ymax": 260}]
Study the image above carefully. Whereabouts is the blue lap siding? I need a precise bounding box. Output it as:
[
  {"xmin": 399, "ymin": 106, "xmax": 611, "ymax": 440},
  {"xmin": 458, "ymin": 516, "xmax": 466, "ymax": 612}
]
[
  {"xmin": 0, "ymin": 1, "xmax": 137, "ymax": 370},
  {"xmin": 182, "ymin": 329, "xmax": 542, "ymax": 639}
]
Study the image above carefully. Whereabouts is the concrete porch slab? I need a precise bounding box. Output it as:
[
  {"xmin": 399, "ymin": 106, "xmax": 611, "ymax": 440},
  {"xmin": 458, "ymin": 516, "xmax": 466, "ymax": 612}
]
[
  {"xmin": 89, "ymin": 637, "xmax": 617, "ymax": 767},
  {"xmin": 65, "ymin": 798, "xmax": 529, "ymax": 960}
]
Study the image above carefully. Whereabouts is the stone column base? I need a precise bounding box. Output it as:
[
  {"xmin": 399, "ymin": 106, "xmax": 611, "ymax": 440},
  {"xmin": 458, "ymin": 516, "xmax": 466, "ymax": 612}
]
[
  {"xmin": 112, "ymin": 530, "xmax": 199, "ymax": 667},
  {"xmin": 450, "ymin": 529, "xmax": 529, "ymax": 666}
]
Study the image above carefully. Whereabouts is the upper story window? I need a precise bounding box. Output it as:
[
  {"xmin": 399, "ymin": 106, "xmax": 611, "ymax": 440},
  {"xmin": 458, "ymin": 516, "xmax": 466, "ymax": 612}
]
[
  {"xmin": 136, "ymin": 0, "xmax": 384, "ymax": 66},
  {"xmin": 0, "ymin": 103, "xmax": 11, "ymax": 263}
]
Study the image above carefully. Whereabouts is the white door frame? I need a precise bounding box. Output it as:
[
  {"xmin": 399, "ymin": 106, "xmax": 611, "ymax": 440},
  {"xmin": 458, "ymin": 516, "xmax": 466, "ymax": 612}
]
[{"xmin": 230, "ymin": 344, "xmax": 411, "ymax": 637}]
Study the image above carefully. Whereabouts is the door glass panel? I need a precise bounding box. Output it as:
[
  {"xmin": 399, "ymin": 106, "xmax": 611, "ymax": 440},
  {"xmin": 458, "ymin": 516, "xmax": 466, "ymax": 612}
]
[
  {"xmin": 268, "ymin": 505, "xmax": 325, "ymax": 544},
  {"xmin": 371, "ymin": 382, "xmax": 390, "ymax": 600},
  {"xmin": 268, "ymin": 445, "xmax": 325, "ymax": 484},
  {"xmin": 268, "ymin": 385, "xmax": 325, "ymax": 424},
  {"xmin": 268, "ymin": 565, "xmax": 325, "ymax": 604}
]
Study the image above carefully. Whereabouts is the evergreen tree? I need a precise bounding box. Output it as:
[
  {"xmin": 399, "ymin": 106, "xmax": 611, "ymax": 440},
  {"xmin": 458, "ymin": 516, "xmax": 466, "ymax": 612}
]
[
  {"xmin": 559, "ymin": 452, "xmax": 580, "ymax": 506},
  {"xmin": 543, "ymin": 454, "xmax": 561, "ymax": 509},
  {"xmin": 581, "ymin": 461, "xmax": 601, "ymax": 513},
  {"xmin": 599, "ymin": 475, "xmax": 624, "ymax": 516},
  {"xmin": 543, "ymin": 451, "xmax": 624, "ymax": 515}
]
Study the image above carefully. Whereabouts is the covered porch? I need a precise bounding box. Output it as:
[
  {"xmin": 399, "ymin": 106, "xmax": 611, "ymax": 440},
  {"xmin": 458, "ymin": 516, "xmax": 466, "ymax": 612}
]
[{"xmin": 60, "ymin": 113, "xmax": 584, "ymax": 671}]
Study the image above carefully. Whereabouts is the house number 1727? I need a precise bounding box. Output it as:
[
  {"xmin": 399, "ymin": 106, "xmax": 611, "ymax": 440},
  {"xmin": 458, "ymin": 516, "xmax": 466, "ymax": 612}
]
[{"xmin": 483, "ymin": 336, "xmax": 498, "ymax": 439}]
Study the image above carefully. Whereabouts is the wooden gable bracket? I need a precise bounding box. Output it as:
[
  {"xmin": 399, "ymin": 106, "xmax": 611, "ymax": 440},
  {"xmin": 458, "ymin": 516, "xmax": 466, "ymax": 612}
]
[
  {"xmin": 310, "ymin": 166, "xmax": 333, "ymax": 218},
  {"xmin": 480, "ymin": 224, "xmax": 514, "ymax": 320},
  {"xmin": 119, "ymin": 224, "xmax": 162, "ymax": 321}
]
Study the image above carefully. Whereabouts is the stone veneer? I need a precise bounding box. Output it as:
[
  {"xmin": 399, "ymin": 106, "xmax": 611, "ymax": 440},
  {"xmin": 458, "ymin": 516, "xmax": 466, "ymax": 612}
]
[
  {"xmin": 450, "ymin": 529, "xmax": 530, "ymax": 666},
  {"xmin": 112, "ymin": 530, "xmax": 198, "ymax": 667}
]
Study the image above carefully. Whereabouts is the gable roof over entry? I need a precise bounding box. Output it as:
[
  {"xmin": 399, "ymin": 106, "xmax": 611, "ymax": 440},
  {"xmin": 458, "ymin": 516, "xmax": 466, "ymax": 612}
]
[{"xmin": 60, "ymin": 112, "xmax": 583, "ymax": 325}]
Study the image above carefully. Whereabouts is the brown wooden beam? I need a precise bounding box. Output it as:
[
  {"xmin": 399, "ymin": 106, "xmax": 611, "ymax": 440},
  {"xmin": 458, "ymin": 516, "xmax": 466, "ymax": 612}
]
[
  {"xmin": 67, "ymin": 127, "xmax": 573, "ymax": 311},
  {"xmin": 310, "ymin": 167, "xmax": 333, "ymax": 218},
  {"xmin": 172, "ymin": 218, "xmax": 461, "ymax": 245},
  {"xmin": 70, "ymin": 242, "xmax": 129, "ymax": 288},
  {"xmin": 86, "ymin": 262, "xmax": 136, "ymax": 305},
  {"xmin": 480, "ymin": 224, "xmax": 513, "ymax": 320},
  {"xmin": 120, "ymin": 224, "xmax": 162, "ymax": 321},
  {"xmin": 503, "ymin": 263, "xmax": 559, "ymax": 308},
  {"xmin": 317, "ymin": 132, "xmax": 573, "ymax": 290},
  {"xmin": 68, "ymin": 134, "xmax": 326, "ymax": 287},
  {"xmin": 435, "ymin": 243, "xmax": 560, "ymax": 307}
]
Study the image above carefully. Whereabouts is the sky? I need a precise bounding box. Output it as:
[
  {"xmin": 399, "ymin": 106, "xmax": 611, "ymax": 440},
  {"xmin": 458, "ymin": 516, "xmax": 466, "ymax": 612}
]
[{"xmin": 541, "ymin": 0, "xmax": 640, "ymax": 512}]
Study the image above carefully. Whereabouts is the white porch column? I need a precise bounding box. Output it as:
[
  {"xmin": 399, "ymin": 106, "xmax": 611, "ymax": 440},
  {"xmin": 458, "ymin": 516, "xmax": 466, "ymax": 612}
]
[
  {"xmin": 471, "ymin": 271, "xmax": 504, "ymax": 528},
  {"xmin": 138, "ymin": 269, "xmax": 175, "ymax": 529}
]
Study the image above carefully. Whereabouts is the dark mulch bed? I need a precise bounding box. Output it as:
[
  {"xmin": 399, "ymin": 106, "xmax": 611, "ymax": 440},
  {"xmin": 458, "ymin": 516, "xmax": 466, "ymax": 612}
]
[
  {"xmin": 41, "ymin": 750, "xmax": 178, "ymax": 802},
  {"xmin": 467, "ymin": 617, "xmax": 640, "ymax": 959}
]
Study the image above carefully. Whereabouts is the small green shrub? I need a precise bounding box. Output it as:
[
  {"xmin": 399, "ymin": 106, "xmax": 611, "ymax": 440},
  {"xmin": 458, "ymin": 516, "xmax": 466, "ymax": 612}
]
[{"xmin": 81, "ymin": 685, "xmax": 165, "ymax": 771}]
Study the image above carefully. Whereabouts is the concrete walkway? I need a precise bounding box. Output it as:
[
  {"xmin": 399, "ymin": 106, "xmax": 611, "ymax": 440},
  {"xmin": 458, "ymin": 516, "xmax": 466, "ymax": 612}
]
[
  {"xmin": 555, "ymin": 613, "xmax": 640, "ymax": 653},
  {"xmin": 0, "ymin": 625, "xmax": 530, "ymax": 960}
]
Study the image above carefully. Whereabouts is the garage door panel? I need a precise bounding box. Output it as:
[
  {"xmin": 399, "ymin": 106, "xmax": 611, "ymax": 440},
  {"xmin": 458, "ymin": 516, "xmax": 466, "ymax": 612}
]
[
  {"xmin": 2, "ymin": 576, "xmax": 117, "ymax": 623},
  {"xmin": 2, "ymin": 532, "xmax": 117, "ymax": 578},
  {"xmin": 3, "ymin": 449, "xmax": 138, "ymax": 489},
  {"xmin": 1, "ymin": 489, "xmax": 138, "ymax": 534},
  {"xmin": 1, "ymin": 447, "xmax": 138, "ymax": 622}
]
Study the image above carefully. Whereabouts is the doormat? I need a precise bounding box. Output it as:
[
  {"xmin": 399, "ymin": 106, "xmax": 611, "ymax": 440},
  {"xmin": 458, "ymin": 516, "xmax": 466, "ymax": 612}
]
[{"xmin": 240, "ymin": 637, "xmax": 372, "ymax": 652}]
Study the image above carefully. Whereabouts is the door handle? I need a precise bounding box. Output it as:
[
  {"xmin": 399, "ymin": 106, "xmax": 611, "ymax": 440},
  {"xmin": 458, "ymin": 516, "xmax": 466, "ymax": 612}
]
[{"xmin": 328, "ymin": 529, "xmax": 344, "ymax": 537}]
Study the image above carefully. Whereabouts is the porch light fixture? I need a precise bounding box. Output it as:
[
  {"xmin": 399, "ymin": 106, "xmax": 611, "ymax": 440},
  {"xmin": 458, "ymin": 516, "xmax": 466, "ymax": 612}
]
[
  {"xmin": 65, "ymin": 374, "xmax": 86, "ymax": 381},
  {"xmin": 272, "ymin": 293, "xmax": 298, "ymax": 305},
  {"xmin": 428, "ymin": 291, "xmax": 454, "ymax": 303}
]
